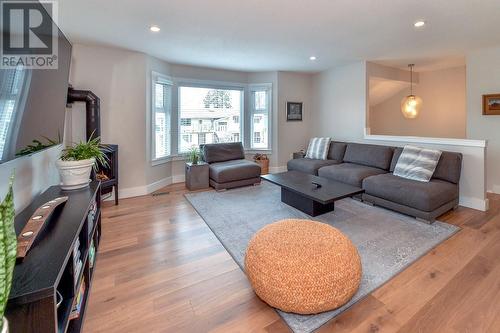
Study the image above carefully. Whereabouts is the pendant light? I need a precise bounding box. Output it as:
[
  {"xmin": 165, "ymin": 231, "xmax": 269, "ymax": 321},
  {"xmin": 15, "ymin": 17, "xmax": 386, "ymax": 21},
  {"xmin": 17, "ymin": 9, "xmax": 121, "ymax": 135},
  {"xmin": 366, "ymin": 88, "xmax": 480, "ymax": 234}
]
[{"xmin": 401, "ymin": 64, "xmax": 422, "ymax": 119}]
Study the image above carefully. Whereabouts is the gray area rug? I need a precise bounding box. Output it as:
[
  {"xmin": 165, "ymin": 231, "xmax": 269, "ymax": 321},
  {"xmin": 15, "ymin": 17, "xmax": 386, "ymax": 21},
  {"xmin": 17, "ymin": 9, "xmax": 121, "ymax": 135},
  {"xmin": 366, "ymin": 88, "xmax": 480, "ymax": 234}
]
[{"xmin": 185, "ymin": 182, "xmax": 459, "ymax": 333}]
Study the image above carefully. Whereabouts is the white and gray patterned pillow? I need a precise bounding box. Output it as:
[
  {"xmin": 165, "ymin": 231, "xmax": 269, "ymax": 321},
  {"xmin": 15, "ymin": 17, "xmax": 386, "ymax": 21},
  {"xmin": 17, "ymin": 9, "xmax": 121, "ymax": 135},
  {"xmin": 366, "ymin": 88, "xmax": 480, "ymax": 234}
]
[
  {"xmin": 393, "ymin": 145, "xmax": 442, "ymax": 182},
  {"xmin": 305, "ymin": 137, "xmax": 331, "ymax": 160}
]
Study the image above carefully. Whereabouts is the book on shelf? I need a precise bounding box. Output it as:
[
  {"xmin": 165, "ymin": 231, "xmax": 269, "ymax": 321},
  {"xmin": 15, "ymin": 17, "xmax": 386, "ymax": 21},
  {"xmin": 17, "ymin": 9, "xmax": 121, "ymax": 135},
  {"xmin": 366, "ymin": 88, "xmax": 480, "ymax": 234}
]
[
  {"xmin": 69, "ymin": 279, "xmax": 86, "ymax": 320},
  {"xmin": 89, "ymin": 241, "xmax": 96, "ymax": 269},
  {"xmin": 73, "ymin": 259, "xmax": 83, "ymax": 285}
]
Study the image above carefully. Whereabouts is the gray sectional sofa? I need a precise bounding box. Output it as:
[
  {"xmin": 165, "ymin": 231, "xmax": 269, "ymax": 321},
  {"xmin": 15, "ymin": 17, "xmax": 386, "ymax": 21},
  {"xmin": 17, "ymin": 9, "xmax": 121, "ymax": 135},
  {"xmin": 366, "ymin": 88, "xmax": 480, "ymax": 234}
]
[
  {"xmin": 201, "ymin": 142, "xmax": 261, "ymax": 190},
  {"xmin": 287, "ymin": 142, "xmax": 462, "ymax": 222}
]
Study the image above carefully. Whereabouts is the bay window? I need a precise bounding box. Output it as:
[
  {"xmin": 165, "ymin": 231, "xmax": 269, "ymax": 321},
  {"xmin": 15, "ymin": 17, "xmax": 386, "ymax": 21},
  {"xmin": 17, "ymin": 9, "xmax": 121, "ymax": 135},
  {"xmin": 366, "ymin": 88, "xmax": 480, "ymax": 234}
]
[{"xmin": 150, "ymin": 75, "xmax": 272, "ymax": 164}]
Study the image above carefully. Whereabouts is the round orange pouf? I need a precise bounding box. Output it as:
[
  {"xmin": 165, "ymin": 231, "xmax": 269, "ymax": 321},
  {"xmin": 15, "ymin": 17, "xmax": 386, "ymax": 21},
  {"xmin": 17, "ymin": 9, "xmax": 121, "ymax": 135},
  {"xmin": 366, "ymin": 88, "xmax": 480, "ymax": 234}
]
[{"xmin": 244, "ymin": 219, "xmax": 362, "ymax": 314}]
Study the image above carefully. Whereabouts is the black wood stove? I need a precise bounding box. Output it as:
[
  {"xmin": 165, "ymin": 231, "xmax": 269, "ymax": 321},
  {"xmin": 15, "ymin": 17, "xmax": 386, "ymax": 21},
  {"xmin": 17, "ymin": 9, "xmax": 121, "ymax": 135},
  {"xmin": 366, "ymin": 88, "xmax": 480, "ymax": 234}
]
[{"xmin": 67, "ymin": 87, "xmax": 119, "ymax": 205}]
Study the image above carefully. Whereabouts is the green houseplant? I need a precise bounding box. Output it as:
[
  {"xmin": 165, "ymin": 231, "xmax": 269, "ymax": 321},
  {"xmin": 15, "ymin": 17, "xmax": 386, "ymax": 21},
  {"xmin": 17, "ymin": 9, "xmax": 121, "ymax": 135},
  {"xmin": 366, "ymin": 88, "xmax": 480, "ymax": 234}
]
[
  {"xmin": 187, "ymin": 146, "xmax": 201, "ymax": 165},
  {"xmin": 0, "ymin": 175, "xmax": 17, "ymax": 333},
  {"xmin": 56, "ymin": 135, "xmax": 109, "ymax": 190}
]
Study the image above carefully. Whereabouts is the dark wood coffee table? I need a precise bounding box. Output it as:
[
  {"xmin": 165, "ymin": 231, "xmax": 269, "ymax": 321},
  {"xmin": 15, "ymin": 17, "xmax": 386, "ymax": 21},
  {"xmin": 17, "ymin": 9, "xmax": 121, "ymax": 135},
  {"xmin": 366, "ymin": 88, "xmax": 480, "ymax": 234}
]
[{"xmin": 261, "ymin": 171, "xmax": 364, "ymax": 216}]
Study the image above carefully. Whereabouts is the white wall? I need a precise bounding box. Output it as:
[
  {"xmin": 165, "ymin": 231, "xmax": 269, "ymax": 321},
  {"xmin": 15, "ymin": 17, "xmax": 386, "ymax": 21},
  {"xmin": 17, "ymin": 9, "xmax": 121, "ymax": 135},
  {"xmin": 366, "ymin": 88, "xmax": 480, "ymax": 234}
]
[
  {"xmin": 69, "ymin": 44, "xmax": 149, "ymax": 192},
  {"xmin": 310, "ymin": 61, "xmax": 488, "ymax": 211},
  {"xmin": 467, "ymin": 46, "xmax": 500, "ymax": 194},
  {"xmin": 370, "ymin": 66, "xmax": 467, "ymax": 138},
  {"xmin": 0, "ymin": 145, "xmax": 61, "ymax": 212},
  {"xmin": 311, "ymin": 62, "xmax": 367, "ymax": 141},
  {"xmin": 277, "ymin": 71, "xmax": 313, "ymax": 166}
]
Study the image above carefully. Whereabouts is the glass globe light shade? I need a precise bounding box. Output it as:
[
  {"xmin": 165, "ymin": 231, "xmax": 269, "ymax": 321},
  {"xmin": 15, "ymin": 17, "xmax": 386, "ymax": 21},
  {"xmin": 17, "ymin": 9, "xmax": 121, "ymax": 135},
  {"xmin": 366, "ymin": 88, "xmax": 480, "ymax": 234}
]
[{"xmin": 401, "ymin": 95, "xmax": 422, "ymax": 119}]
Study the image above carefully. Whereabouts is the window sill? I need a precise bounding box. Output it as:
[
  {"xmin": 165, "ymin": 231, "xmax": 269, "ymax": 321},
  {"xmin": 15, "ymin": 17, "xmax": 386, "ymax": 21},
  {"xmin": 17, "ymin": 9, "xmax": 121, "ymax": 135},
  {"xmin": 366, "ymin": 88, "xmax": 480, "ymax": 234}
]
[
  {"xmin": 245, "ymin": 149, "xmax": 272, "ymax": 155},
  {"xmin": 151, "ymin": 155, "xmax": 186, "ymax": 166}
]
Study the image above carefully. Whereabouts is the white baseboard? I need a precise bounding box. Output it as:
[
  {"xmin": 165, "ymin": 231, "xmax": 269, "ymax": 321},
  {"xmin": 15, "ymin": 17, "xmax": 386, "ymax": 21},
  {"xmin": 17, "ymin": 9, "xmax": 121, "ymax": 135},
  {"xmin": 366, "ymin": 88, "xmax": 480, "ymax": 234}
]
[
  {"xmin": 487, "ymin": 184, "xmax": 500, "ymax": 195},
  {"xmin": 172, "ymin": 174, "xmax": 185, "ymax": 183},
  {"xmin": 459, "ymin": 196, "xmax": 489, "ymax": 212},
  {"xmin": 117, "ymin": 174, "xmax": 187, "ymax": 200},
  {"xmin": 117, "ymin": 166, "xmax": 286, "ymax": 200}
]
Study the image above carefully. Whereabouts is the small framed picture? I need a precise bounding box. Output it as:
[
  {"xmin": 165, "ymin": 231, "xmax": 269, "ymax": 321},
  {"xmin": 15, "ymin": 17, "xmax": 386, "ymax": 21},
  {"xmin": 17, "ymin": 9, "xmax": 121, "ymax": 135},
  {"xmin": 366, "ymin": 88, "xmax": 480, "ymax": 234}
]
[
  {"xmin": 286, "ymin": 102, "xmax": 303, "ymax": 121},
  {"xmin": 483, "ymin": 94, "xmax": 500, "ymax": 115}
]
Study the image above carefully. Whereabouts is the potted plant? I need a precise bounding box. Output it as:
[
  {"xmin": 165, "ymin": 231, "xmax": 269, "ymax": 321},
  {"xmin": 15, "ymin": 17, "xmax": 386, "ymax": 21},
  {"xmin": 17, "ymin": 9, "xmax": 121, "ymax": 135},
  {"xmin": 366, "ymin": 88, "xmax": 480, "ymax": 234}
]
[
  {"xmin": 1, "ymin": 175, "xmax": 17, "ymax": 333},
  {"xmin": 187, "ymin": 146, "xmax": 201, "ymax": 165},
  {"xmin": 56, "ymin": 136, "xmax": 109, "ymax": 190},
  {"xmin": 253, "ymin": 153, "xmax": 269, "ymax": 175}
]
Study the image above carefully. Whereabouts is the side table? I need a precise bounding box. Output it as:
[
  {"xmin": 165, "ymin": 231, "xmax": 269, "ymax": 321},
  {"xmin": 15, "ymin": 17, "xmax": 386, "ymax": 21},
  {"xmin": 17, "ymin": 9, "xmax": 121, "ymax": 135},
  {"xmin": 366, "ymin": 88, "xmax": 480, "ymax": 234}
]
[{"xmin": 185, "ymin": 162, "xmax": 209, "ymax": 190}]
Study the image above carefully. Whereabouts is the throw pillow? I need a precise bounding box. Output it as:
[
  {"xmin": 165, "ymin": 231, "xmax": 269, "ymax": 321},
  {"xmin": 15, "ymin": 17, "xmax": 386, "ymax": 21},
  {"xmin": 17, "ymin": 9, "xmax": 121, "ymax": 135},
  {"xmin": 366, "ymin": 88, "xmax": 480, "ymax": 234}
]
[
  {"xmin": 305, "ymin": 137, "xmax": 331, "ymax": 160},
  {"xmin": 393, "ymin": 145, "xmax": 442, "ymax": 182}
]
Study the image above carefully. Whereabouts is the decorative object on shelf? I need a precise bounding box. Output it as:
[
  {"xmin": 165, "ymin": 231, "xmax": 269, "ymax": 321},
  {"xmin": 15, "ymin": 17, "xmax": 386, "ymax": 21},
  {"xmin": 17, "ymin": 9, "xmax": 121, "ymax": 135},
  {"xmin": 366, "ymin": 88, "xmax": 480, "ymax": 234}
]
[
  {"xmin": 286, "ymin": 102, "xmax": 303, "ymax": 121},
  {"xmin": 401, "ymin": 64, "xmax": 422, "ymax": 119},
  {"xmin": 482, "ymin": 93, "xmax": 500, "ymax": 115},
  {"xmin": 0, "ymin": 174, "xmax": 16, "ymax": 333},
  {"xmin": 187, "ymin": 146, "xmax": 201, "ymax": 165},
  {"xmin": 16, "ymin": 196, "xmax": 68, "ymax": 260},
  {"xmin": 56, "ymin": 134, "xmax": 109, "ymax": 190},
  {"xmin": 185, "ymin": 162, "xmax": 209, "ymax": 191},
  {"xmin": 16, "ymin": 134, "xmax": 61, "ymax": 157},
  {"xmin": 253, "ymin": 153, "xmax": 269, "ymax": 175}
]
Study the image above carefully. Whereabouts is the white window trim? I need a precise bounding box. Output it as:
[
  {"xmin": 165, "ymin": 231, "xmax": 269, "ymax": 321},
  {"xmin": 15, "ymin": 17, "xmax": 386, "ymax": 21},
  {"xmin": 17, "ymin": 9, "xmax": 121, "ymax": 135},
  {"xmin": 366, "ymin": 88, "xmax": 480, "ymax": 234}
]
[
  {"xmin": 248, "ymin": 83, "xmax": 273, "ymax": 151},
  {"xmin": 150, "ymin": 71, "xmax": 174, "ymax": 165}
]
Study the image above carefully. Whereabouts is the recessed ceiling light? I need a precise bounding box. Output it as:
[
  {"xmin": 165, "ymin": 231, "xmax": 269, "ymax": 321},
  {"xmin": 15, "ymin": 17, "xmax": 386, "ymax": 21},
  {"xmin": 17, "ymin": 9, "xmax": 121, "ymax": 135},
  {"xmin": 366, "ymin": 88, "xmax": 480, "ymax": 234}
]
[
  {"xmin": 150, "ymin": 25, "xmax": 161, "ymax": 32},
  {"xmin": 309, "ymin": 56, "xmax": 317, "ymax": 61},
  {"xmin": 414, "ymin": 20, "xmax": 426, "ymax": 28}
]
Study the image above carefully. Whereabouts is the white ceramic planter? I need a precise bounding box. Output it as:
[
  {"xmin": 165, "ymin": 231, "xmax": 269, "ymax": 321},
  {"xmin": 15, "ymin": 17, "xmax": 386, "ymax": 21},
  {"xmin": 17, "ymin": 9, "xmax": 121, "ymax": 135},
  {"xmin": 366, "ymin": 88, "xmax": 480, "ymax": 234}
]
[
  {"xmin": 1, "ymin": 317, "xmax": 8, "ymax": 333},
  {"xmin": 56, "ymin": 158, "xmax": 95, "ymax": 190}
]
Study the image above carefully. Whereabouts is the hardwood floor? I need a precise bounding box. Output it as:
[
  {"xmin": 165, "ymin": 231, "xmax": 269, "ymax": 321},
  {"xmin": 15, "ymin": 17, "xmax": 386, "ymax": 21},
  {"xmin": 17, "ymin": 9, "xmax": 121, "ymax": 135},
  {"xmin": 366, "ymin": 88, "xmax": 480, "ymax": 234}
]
[{"xmin": 83, "ymin": 184, "xmax": 500, "ymax": 333}]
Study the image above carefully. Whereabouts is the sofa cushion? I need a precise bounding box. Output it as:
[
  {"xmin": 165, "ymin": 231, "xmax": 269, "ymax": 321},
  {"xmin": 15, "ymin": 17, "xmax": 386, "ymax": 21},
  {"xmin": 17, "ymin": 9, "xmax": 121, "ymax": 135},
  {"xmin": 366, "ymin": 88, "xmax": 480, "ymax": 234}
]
[
  {"xmin": 393, "ymin": 145, "xmax": 442, "ymax": 182},
  {"xmin": 327, "ymin": 141, "xmax": 348, "ymax": 161},
  {"xmin": 318, "ymin": 163, "xmax": 387, "ymax": 187},
  {"xmin": 363, "ymin": 173, "xmax": 459, "ymax": 212},
  {"xmin": 433, "ymin": 152, "xmax": 463, "ymax": 184},
  {"xmin": 209, "ymin": 159, "xmax": 261, "ymax": 183},
  {"xmin": 305, "ymin": 137, "xmax": 331, "ymax": 160},
  {"xmin": 391, "ymin": 148, "xmax": 462, "ymax": 184},
  {"xmin": 343, "ymin": 143, "xmax": 394, "ymax": 170},
  {"xmin": 202, "ymin": 142, "xmax": 245, "ymax": 163},
  {"xmin": 287, "ymin": 158, "xmax": 341, "ymax": 175}
]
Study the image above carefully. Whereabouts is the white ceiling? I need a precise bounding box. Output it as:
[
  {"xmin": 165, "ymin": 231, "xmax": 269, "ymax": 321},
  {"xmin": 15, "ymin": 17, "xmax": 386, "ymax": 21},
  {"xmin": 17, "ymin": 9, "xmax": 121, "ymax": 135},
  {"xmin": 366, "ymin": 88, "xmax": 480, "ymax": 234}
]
[{"xmin": 57, "ymin": 0, "xmax": 500, "ymax": 72}]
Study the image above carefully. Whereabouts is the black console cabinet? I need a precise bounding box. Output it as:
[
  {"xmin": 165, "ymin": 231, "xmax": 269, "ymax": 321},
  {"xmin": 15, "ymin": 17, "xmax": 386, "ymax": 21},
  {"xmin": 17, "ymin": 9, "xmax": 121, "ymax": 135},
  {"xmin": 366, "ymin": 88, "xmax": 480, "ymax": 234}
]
[{"xmin": 6, "ymin": 181, "xmax": 102, "ymax": 333}]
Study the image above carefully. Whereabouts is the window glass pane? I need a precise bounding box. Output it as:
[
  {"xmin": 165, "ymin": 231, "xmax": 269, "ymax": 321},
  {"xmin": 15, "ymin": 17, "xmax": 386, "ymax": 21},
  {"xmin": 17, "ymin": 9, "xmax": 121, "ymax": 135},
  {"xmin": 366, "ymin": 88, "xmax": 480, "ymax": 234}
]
[
  {"xmin": 155, "ymin": 83, "xmax": 164, "ymax": 108},
  {"xmin": 179, "ymin": 86, "xmax": 242, "ymax": 153},
  {"xmin": 251, "ymin": 89, "xmax": 269, "ymax": 149},
  {"xmin": 154, "ymin": 82, "xmax": 171, "ymax": 159},
  {"xmin": 255, "ymin": 91, "xmax": 267, "ymax": 110},
  {"xmin": 251, "ymin": 113, "xmax": 268, "ymax": 149}
]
